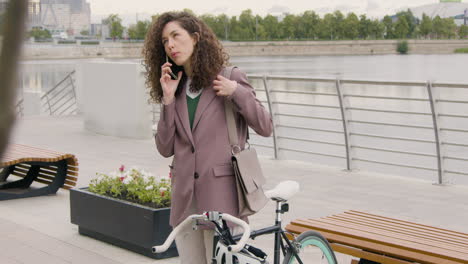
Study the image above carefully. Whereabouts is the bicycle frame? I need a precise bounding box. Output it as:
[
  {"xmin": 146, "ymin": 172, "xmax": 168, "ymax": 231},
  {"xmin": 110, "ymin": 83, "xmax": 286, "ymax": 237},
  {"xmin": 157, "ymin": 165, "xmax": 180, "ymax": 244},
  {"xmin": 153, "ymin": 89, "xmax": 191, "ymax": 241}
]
[
  {"xmin": 153, "ymin": 181, "xmax": 313, "ymax": 264},
  {"xmin": 214, "ymin": 199, "xmax": 304, "ymax": 264}
]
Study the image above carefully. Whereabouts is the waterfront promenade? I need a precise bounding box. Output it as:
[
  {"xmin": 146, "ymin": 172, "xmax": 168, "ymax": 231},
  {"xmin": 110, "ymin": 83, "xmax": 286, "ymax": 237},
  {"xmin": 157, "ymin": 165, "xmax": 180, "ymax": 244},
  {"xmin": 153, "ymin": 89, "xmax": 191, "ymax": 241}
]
[
  {"xmin": 1, "ymin": 115, "xmax": 468, "ymax": 263},
  {"xmin": 23, "ymin": 39, "xmax": 468, "ymax": 60}
]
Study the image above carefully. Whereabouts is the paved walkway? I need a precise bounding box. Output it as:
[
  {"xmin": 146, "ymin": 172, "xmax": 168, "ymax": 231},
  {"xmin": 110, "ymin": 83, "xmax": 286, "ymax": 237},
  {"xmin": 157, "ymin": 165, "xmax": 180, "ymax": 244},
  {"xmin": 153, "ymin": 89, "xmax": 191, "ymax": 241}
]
[{"xmin": 1, "ymin": 115, "xmax": 468, "ymax": 263}]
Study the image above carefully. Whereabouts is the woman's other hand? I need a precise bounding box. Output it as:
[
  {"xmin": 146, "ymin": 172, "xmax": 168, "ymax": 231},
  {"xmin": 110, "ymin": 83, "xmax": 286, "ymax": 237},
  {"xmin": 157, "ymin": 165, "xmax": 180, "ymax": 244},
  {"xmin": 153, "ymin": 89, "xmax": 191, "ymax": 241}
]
[
  {"xmin": 213, "ymin": 75, "xmax": 237, "ymax": 97},
  {"xmin": 160, "ymin": 62, "xmax": 182, "ymax": 105}
]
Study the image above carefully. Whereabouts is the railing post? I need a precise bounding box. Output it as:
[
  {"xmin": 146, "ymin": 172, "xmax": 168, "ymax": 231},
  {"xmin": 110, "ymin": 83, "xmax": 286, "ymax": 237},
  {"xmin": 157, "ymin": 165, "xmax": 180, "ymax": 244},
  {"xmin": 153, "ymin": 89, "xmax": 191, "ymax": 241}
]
[
  {"xmin": 426, "ymin": 81, "xmax": 445, "ymax": 185},
  {"xmin": 46, "ymin": 95, "xmax": 52, "ymax": 115},
  {"xmin": 262, "ymin": 75, "xmax": 279, "ymax": 159},
  {"xmin": 69, "ymin": 74, "xmax": 77, "ymax": 115},
  {"xmin": 335, "ymin": 79, "xmax": 352, "ymax": 171}
]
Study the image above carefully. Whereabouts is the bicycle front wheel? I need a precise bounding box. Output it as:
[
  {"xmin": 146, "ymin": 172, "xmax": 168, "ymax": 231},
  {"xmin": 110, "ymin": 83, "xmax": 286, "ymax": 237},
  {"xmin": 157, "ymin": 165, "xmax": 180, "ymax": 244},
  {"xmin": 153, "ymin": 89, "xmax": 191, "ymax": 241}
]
[{"xmin": 283, "ymin": 230, "xmax": 338, "ymax": 264}]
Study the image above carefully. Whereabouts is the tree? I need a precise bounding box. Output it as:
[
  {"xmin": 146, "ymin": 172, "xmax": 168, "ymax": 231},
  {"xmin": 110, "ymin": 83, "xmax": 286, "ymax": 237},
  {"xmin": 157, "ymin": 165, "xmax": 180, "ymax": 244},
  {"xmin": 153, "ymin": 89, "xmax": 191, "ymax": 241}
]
[
  {"xmin": 396, "ymin": 9, "xmax": 417, "ymax": 37},
  {"xmin": 359, "ymin": 14, "xmax": 372, "ymax": 39},
  {"xmin": 432, "ymin": 15, "xmax": 444, "ymax": 38},
  {"xmin": 419, "ymin": 14, "xmax": 433, "ymax": 39},
  {"xmin": 262, "ymin": 15, "xmax": 280, "ymax": 40},
  {"xmin": 217, "ymin": 14, "xmax": 230, "ymax": 40},
  {"xmin": 443, "ymin": 18, "xmax": 457, "ymax": 39},
  {"xmin": 182, "ymin": 8, "xmax": 195, "ymax": 15},
  {"xmin": 369, "ymin": 19, "xmax": 385, "ymax": 39},
  {"xmin": 343, "ymin": 12, "xmax": 359, "ymax": 39},
  {"xmin": 394, "ymin": 16, "xmax": 410, "ymax": 39},
  {"xmin": 281, "ymin": 14, "xmax": 298, "ymax": 39},
  {"xmin": 127, "ymin": 20, "xmax": 150, "ymax": 40},
  {"xmin": 459, "ymin": 25, "xmax": 468, "ymax": 39},
  {"xmin": 254, "ymin": 15, "xmax": 267, "ymax": 40},
  {"xmin": 238, "ymin": 9, "xmax": 255, "ymax": 40},
  {"xmin": 29, "ymin": 27, "xmax": 51, "ymax": 40},
  {"xmin": 320, "ymin": 13, "xmax": 335, "ymax": 40},
  {"xmin": 80, "ymin": 29, "xmax": 89, "ymax": 36},
  {"xmin": 229, "ymin": 16, "xmax": 240, "ymax": 40},
  {"xmin": 103, "ymin": 14, "xmax": 124, "ymax": 39},
  {"xmin": 301, "ymin": 11, "xmax": 320, "ymax": 40},
  {"xmin": 200, "ymin": 14, "xmax": 223, "ymax": 39},
  {"xmin": 383, "ymin": 15, "xmax": 395, "ymax": 39},
  {"xmin": 332, "ymin": 10, "xmax": 345, "ymax": 40},
  {"xmin": 432, "ymin": 16, "xmax": 456, "ymax": 39}
]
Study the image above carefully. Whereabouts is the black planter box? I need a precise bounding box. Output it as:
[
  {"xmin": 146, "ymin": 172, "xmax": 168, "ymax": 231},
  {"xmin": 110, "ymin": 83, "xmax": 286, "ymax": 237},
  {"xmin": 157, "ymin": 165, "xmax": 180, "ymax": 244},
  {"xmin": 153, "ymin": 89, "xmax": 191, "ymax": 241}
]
[{"xmin": 70, "ymin": 188, "xmax": 178, "ymax": 259}]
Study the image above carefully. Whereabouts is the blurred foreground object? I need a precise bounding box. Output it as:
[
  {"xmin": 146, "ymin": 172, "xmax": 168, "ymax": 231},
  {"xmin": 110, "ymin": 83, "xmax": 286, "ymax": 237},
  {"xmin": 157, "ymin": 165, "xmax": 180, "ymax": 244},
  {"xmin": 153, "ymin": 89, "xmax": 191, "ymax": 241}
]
[{"xmin": 0, "ymin": 0, "xmax": 27, "ymax": 159}]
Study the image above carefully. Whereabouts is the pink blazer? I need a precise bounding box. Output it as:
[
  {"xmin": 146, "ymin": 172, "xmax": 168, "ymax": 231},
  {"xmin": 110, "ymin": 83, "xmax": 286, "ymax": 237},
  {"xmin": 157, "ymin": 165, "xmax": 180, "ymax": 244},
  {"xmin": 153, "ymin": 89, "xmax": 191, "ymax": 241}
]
[{"xmin": 155, "ymin": 67, "xmax": 273, "ymax": 227}]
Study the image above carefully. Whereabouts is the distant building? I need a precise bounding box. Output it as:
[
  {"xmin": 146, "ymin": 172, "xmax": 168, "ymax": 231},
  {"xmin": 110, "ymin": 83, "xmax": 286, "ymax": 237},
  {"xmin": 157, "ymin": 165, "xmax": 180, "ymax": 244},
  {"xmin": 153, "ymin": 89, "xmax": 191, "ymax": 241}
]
[
  {"xmin": 409, "ymin": 0, "xmax": 468, "ymax": 26},
  {"xmin": 41, "ymin": 0, "xmax": 91, "ymax": 36},
  {"xmin": 0, "ymin": 0, "xmax": 91, "ymax": 37},
  {"xmin": 90, "ymin": 23, "xmax": 102, "ymax": 37},
  {"xmin": 0, "ymin": 0, "xmax": 41, "ymax": 29}
]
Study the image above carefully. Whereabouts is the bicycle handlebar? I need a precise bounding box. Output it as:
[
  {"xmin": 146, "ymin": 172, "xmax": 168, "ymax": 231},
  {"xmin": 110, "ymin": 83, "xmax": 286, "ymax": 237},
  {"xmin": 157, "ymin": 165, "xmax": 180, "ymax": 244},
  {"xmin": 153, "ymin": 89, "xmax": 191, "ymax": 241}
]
[{"xmin": 152, "ymin": 212, "xmax": 251, "ymax": 254}]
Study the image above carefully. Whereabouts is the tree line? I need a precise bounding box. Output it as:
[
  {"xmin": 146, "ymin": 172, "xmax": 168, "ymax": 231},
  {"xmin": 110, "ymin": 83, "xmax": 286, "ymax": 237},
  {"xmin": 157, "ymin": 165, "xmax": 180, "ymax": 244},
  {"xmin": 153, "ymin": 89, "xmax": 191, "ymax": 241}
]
[
  {"xmin": 120, "ymin": 9, "xmax": 468, "ymax": 41},
  {"xmin": 16, "ymin": 8, "xmax": 468, "ymax": 40}
]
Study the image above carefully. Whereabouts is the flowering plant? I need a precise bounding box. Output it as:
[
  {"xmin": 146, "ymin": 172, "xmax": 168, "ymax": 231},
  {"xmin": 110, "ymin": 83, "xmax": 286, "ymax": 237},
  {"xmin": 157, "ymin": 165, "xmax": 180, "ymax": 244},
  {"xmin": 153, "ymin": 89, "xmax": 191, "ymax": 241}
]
[{"xmin": 88, "ymin": 165, "xmax": 171, "ymax": 209}]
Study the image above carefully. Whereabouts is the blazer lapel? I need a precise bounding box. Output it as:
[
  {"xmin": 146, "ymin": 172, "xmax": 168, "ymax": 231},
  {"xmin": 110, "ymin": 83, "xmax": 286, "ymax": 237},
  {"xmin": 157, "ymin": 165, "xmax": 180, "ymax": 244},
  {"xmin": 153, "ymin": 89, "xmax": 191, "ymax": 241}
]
[
  {"xmin": 192, "ymin": 84, "xmax": 217, "ymax": 132},
  {"xmin": 176, "ymin": 84, "xmax": 195, "ymax": 146}
]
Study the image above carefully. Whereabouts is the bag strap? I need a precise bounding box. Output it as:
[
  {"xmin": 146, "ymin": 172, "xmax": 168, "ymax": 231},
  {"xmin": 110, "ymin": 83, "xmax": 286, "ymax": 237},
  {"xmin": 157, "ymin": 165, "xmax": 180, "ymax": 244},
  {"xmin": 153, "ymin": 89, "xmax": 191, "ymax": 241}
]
[{"xmin": 222, "ymin": 66, "xmax": 240, "ymax": 150}]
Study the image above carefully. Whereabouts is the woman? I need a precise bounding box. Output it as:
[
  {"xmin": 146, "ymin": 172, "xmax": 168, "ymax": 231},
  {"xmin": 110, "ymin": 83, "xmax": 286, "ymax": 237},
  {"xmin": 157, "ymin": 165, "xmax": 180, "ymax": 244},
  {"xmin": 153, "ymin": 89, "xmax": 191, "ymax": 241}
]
[{"xmin": 143, "ymin": 12, "xmax": 272, "ymax": 263}]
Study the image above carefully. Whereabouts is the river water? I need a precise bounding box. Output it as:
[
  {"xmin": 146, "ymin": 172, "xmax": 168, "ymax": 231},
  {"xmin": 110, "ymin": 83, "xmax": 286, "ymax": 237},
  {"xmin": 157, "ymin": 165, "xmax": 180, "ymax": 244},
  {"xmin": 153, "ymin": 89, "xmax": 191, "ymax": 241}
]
[{"xmin": 18, "ymin": 54, "xmax": 468, "ymax": 184}]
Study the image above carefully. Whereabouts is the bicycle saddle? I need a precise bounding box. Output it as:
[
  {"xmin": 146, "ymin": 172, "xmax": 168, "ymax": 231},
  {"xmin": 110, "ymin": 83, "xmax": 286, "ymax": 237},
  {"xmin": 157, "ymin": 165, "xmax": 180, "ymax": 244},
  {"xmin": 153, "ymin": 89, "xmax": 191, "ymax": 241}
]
[{"xmin": 264, "ymin": 181, "xmax": 299, "ymax": 201}]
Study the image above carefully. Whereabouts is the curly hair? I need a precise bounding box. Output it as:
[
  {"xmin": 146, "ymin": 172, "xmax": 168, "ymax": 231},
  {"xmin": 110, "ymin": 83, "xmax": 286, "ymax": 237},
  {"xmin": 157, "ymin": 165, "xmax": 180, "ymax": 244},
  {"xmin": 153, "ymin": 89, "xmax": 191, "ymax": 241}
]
[{"xmin": 143, "ymin": 12, "xmax": 230, "ymax": 104}]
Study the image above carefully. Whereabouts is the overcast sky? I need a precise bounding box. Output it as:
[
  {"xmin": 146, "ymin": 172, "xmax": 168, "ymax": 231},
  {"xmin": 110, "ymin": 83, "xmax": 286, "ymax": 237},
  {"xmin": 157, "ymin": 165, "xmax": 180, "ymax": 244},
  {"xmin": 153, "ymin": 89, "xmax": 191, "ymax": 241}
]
[
  {"xmin": 88, "ymin": 0, "xmax": 448, "ymax": 16},
  {"xmin": 87, "ymin": 0, "xmax": 459, "ymax": 25}
]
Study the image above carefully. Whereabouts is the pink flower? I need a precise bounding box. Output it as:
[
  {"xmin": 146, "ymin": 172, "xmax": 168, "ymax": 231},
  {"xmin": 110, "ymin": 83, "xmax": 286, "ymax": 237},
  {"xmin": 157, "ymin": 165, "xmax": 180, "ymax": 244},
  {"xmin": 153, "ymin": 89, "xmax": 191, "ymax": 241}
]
[
  {"xmin": 169, "ymin": 171, "xmax": 172, "ymax": 178},
  {"xmin": 120, "ymin": 176, "xmax": 125, "ymax": 181},
  {"xmin": 119, "ymin": 165, "xmax": 125, "ymax": 172}
]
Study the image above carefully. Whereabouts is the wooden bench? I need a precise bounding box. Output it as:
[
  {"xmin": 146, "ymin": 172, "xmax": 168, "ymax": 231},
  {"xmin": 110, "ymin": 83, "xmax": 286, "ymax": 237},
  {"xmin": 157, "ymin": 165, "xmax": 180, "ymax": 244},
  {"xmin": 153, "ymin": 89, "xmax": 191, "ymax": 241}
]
[
  {"xmin": 285, "ymin": 210, "xmax": 468, "ymax": 264},
  {"xmin": 0, "ymin": 144, "xmax": 78, "ymax": 200}
]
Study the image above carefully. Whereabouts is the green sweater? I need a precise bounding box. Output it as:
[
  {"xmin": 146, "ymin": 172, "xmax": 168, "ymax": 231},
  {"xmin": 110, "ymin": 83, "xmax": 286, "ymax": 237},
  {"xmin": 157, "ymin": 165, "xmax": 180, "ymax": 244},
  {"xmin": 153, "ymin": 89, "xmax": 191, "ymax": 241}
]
[{"xmin": 187, "ymin": 94, "xmax": 201, "ymax": 130}]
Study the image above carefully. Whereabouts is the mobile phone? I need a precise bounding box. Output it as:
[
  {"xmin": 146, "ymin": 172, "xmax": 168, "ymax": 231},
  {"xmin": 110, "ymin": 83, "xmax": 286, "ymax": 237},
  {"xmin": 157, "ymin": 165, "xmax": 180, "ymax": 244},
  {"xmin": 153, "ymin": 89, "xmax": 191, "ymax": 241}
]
[{"xmin": 166, "ymin": 55, "xmax": 183, "ymax": 80}]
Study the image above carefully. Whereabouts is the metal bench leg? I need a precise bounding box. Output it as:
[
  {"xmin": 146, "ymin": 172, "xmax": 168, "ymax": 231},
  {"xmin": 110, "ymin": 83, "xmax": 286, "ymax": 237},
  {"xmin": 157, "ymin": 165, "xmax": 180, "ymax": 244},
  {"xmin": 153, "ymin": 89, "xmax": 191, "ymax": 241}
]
[
  {"xmin": 0, "ymin": 165, "xmax": 39, "ymax": 189},
  {"xmin": 0, "ymin": 160, "xmax": 68, "ymax": 200},
  {"xmin": 44, "ymin": 159, "xmax": 68, "ymax": 194},
  {"xmin": 0, "ymin": 166, "xmax": 15, "ymax": 182}
]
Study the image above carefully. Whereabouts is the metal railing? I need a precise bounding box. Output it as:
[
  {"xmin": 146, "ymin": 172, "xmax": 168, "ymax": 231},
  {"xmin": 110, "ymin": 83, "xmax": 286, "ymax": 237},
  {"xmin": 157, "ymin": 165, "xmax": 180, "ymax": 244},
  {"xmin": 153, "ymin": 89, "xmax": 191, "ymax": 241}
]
[
  {"xmin": 151, "ymin": 74, "xmax": 468, "ymax": 184},
  {"xmin": 15, "ymin": 98, "xmax": 24, "ymax": 117},
  {"xmin": 41, "ymin": 70, "xmax": 77, "ymax": 116}
]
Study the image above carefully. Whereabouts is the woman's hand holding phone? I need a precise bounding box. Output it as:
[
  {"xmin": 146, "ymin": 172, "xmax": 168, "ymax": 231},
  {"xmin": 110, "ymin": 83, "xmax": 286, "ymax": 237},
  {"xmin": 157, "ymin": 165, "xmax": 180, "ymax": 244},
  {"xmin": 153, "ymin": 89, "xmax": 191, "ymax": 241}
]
[{"xmin": 160, "ymin": 62, "xmax": 182, "ymax": 105}]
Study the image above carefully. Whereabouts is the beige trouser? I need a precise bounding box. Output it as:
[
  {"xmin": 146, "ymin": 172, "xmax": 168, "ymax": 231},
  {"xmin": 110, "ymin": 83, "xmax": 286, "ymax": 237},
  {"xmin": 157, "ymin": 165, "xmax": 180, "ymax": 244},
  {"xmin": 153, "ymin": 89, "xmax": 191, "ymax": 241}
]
[
  {"xmin": 175, "ymin": 199, "xmax": 243, "ymax": 264},
  {"xmin": 175, "ymin": 197, "xmax": 214, "ymax": 264},
  {"xmin": 175, "ymin": 224, "xmax": 215, "ymax": 264}
]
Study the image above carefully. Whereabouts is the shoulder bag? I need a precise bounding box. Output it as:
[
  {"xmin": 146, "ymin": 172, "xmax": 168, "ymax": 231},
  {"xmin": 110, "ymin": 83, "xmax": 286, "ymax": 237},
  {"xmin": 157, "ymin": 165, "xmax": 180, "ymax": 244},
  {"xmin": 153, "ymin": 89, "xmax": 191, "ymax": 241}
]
[{"xmin": 222, "ymin": 66, "xmax": 268, "ymax": 218}]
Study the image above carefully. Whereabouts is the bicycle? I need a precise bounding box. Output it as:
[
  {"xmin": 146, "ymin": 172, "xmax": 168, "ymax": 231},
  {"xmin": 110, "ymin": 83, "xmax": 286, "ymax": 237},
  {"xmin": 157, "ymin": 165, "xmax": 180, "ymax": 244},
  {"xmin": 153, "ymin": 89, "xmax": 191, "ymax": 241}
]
[{"xmin": 153, "ymin": 180, "xmax": 338, "ymax": 264}]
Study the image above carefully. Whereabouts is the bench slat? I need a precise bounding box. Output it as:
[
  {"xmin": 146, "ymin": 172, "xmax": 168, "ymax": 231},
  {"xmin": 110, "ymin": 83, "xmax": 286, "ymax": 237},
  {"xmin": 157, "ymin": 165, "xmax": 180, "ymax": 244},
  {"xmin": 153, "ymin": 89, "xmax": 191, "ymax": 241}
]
[
  {"xmin": 347, "ymin": 211, "xmax": 468, "ymax": 239},
  {"xmin": 289, "ymin": 217, "xmax": 468, "ymax": 264},
  {"xmin": 330, "ymin": 214, "xmax": 468, "ymax": 246},
  {"xmin": 38, "ymin": 168, "xmax": 78, "ymax": 182},
  {"xmin": 13, "ymin": 164, "xmax": 78, "ymax": 183},
  {"xmin": 37, "ymin": 175, "xmax": 76, "ymax": 187},
  {"xmin": 286, "ymin": 223, "xmax": 466, "ymax": 264},
  {"xmin": 320, "ymin": 217, "xmax": 468, "ymax": 254}
]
